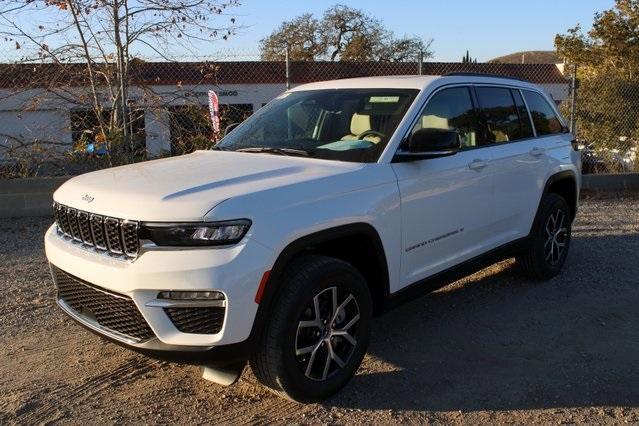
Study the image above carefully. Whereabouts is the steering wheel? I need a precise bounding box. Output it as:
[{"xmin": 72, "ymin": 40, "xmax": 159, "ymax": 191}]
[{"xmin": 357, "ymin": 129, "xmax": 385, "ymax": 141}]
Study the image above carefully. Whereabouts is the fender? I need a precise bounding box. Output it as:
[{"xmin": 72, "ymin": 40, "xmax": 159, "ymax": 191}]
[
  {"xmin": 542, "ymin": 170, "xmax": 577, "ymax": 194},
  {"xmin": 245, "ymin": 222, "xmax": 390, "ymax": 346},
  {"xmin": 540, "ymin": 170, "xmax": 579, "ymax": 220}
]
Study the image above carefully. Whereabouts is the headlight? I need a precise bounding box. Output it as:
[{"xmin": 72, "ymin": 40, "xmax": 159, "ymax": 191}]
[{"xmin": 140, "ymin": 219, "xmax": 251, "ymax": 247}]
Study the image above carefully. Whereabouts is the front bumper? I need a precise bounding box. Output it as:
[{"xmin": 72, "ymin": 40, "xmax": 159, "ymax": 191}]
[
  {"xmin": 44, "ymin": 224, "xmax": 274, "ymax": 352},
  {"xmin": 64, "ymin": 297, "xmax": 253, "ymax": 366}
]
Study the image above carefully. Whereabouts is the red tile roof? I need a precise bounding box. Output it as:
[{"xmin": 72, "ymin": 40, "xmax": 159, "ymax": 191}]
[{"xmin": 0, "ymin": 61, "xmax": 567, "ymax": 89}]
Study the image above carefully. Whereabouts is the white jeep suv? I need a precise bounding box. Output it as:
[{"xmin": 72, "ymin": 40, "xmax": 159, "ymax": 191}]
[{"xmin": 45, "ymin": 74, "xmax": 580, "ymax": 402}]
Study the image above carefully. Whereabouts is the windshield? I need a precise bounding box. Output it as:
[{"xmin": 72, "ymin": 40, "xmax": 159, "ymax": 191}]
[{"xmin": 217, "ymin": 88, "xmax": 418, "ymax": 162}]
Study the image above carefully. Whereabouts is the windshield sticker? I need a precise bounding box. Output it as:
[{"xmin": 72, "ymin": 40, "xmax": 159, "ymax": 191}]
[{"xmin": 369, "ymin": 96, "xmax": 400, "ymax": 103}]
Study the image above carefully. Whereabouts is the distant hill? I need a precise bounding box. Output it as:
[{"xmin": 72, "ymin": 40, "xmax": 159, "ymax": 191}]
[{"xmin": 489, "ymin": 51, "xmax": 562, "ymax": 64}]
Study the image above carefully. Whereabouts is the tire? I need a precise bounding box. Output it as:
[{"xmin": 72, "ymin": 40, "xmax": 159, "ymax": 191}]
[
  {"xmin": 517, "ymin": 193, "xmax": 572, "ymax": 280},
  {"xmin": 249, "ymin": 254, "xmax": 373, "ymax": 402}
]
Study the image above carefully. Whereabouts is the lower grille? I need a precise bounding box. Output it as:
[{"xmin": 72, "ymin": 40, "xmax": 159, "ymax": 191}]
[
  {"xmin": 51, "ymin": 265, "xmax": 154, "ymax": 342},
  {"xmin": 164, "ymin": 307, "xmax": 225, "ymax": 334}
]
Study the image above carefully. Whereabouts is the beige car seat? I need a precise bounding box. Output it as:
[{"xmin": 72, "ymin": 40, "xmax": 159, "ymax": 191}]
[
  {"xmin": 341, "ymin": 113, "xmax": 382, "ymax": 144},
  {"xmin": 419, "ymin": 114, "xmax": 476, "ymax": 148},
  {"xmin": 492, "ymin": 130, "xmax": 509, "ymax": 142},
  {"xmin": 421, "ymin": 115, "xmax": 449, "ymax": 130}
]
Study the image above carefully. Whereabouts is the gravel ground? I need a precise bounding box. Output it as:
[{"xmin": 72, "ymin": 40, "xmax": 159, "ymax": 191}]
[{"xmin": 1, "ymin": 193, "xmax": 639, "ymax": 424}]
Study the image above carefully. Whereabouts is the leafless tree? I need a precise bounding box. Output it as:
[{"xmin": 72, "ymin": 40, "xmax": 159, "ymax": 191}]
[{"xmin": 0, "ymin": 0, "xmax": 239, "ymax": 164}]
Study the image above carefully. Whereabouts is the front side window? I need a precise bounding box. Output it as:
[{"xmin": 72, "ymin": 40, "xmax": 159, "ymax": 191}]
[
  {"xmin": 410, "ymin": 87, "xmax": 484, "ymax": 149},
  {"xmin": 476, "ymin": 87, "xmax": 533, "ymax": 143},
  {"xmin": 217, "ymin": 89, "xmax": 418, "ymax": 162},
  {"xmin": 522, "ymin": 90, "xmax": 565, "ymax": 135}
]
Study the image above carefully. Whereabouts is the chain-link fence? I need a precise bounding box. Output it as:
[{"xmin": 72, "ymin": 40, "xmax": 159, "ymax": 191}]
[
  {"xmin": 564, "ymin": 64, "xmax": 639, "ymax": 175},
  {"xmin": 0, "ymin": 50, "xmax": 637, "ymax": 177}
]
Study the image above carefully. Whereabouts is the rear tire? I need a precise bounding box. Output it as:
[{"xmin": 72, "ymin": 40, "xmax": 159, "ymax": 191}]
[
  {"xmin": 517, "ymin": 193, "xmax": 572, "ymax": 280},
  {"xmin": 249, "ymin": 255, "xmax": 372, "ymax": 402}
]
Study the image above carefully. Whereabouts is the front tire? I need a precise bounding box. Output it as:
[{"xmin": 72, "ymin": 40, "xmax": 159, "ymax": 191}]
[
  {"xmin": 517, "ymin": 193, "xmax": 572, "ymax": 279},
  {"xmin": 250, "ymin": 255, "xmax": 372, "ymax": 402}
]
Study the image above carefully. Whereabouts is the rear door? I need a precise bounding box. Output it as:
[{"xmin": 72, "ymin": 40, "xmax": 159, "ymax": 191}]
[
  {"xmin": 483, "ymin": 87, "xmax": 571, "ymax": 243},
  {"xmin": 392, "ymin": 86, "xmax": 498, "ymax": 287},
  {"xmin": 473, "ymin": 86, "xmax": 545, "ymax": 244}
]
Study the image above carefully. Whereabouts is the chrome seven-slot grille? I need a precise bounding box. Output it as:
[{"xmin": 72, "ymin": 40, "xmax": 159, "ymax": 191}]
[{"xmin": 53, "ymin": 202, "xmax": 139, "ymax": 258}]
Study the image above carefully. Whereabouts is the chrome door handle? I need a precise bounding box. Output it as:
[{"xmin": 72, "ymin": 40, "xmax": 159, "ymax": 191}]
[
  {"xmin": 530, "ymin": 147, "xmax": 546, "ymax": 157},
  {"xmin": 468, "ymin": 159, "xmax": 488, "ymax": 171}
]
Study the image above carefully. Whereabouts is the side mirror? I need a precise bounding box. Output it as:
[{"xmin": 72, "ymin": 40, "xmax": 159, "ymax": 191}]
[{"xmin": 396, "ymin": 129, "xmax": 461, "ymax": 161}]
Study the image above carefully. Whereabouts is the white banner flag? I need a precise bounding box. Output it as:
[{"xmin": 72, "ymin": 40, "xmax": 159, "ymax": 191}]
[{"xmin": 207, "ymin": 90, "xmax": 220, "ymax": 133}]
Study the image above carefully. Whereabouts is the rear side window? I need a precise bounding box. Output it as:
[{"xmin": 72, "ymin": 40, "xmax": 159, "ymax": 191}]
[
  {"xmin": 512, "ymin": 90, "xmax": 534, "ymax": 138},
  {"xmin": 476, "ymin": 87, "xmax": 534, "ymax": 143},
  {"xmin": 522, "ymin": 90, "xmax": 565, "ymax": 135}
]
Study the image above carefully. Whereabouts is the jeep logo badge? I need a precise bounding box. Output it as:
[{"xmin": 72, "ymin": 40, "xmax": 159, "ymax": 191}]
[{"xmin": 81, "ymin": 194, "xmax": 94, "ymax": 203}]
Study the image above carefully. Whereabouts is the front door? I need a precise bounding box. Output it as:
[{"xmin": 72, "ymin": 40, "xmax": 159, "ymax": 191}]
[{"xmin": 392, "ymin": 86, "xmax": 498, "ymax": 288}]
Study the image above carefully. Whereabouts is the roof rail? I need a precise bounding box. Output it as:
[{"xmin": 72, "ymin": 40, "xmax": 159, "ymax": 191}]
[{"xmin": 444, "ymin": 72, "xmax": 531, "ymax": 82}]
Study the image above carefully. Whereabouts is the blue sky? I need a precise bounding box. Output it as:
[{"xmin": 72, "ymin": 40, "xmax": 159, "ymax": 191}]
[
  {"xmin": 0, "ymin": 0, "xmax": 616, "ymax": 62},
  {"xmin": 221, "ymin": 0, "xmax": 615, "ymax": 61}
]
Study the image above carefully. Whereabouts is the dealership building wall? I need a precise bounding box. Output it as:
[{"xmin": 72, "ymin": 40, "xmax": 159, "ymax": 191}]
[{"xmin": 0, "ymin": 61, "xmax": 569, "ymax": 159}]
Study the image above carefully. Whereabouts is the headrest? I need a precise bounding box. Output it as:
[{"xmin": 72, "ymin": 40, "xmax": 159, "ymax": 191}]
[
  {"xmin": 350, "ymin": 113, "xmax": 372, "ymax": 136},
  {"xmin": 421, "ymin": 115, "xmax": 449, "ymax": 130}
]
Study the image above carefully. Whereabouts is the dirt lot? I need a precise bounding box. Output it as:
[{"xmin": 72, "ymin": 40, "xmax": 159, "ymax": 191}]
[{"xmin": 1, "ymin": 194, "xmax": 639, "ymax": 424}]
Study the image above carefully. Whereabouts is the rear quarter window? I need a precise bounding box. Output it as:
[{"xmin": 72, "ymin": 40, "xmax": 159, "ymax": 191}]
[{"xmin": 522, "ymin": 90, "xmax": 565, "ymax": 135}]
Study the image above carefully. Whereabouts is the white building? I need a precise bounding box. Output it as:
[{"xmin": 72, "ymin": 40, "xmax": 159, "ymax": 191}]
[{"xmin": 0, "ymin": 61, "xmax": 569, "ymax": 158}]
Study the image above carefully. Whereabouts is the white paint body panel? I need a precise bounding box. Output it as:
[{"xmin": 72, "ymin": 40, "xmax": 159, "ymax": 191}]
[
  {"xmin": 44, "ymin": 75, "xmax": 580, "ymax": 351},
  {"xmin": 392, "ymin": 149, "xmax": 496, "ymax": 286}
]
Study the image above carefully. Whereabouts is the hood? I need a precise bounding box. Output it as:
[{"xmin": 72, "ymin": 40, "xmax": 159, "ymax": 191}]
[{"xmin": 54, "ymin": 151, "xmax": 363, "ymax": 221}]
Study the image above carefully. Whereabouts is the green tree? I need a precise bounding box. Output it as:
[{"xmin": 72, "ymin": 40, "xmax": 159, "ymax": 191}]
[
  {"xmin": 555, "ymin": 0, "xmax": 639, "ymax": 155},
  {"xmin": 259, "ymin": 4, "xmax": 432, "ymax": 62},
  {"xmin": 461, "ymin": 50, "xmax": 477, "ymax": 63},
  {"xmin": 259, "ymin": 14, "xmax": 324, "ymax": 62},
  {"xmin": 556, "ymin": 0, "xmax": 639, "ymax": 77}
]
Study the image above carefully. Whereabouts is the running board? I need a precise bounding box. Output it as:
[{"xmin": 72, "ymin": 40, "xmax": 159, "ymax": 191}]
[{"xmin": 201, "ymin": 362, "xmax": 245, "ymax": 386}]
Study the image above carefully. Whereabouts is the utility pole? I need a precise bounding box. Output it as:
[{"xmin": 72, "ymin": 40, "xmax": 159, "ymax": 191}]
[
  {"xmin": 285, "ymin": 45, "xmax": 291, "ymax": 90},
  {"xmin": 569, "ymin": 63, "xmax": 578, "ymax": 135}
]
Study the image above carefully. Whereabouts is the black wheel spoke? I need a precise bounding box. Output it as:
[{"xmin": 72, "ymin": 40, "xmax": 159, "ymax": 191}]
[{"xmin": 544, "ymin": 208, "xmax": 569, "ymax": 266}]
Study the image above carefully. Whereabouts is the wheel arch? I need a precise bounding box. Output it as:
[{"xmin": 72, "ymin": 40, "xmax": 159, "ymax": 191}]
[
  {"xmin": 247, "ymin": 223, "xmax": 390, "ymax": 344},
  {"xmin": 542, "ymin": 170, "xmax": 579, "ymax": 221}
]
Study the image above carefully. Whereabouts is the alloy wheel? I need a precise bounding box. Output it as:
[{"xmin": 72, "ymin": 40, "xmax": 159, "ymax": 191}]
[
  {"xmin": 544, "ymin": 208, "xmax": 568, "ymax": 265},
  {"xmin": 294, "ymin": 286, "xmax": 360, "ymax": 381}
]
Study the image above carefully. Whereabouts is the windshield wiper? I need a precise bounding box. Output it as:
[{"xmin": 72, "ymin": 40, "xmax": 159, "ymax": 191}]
[{"xmin": 235, "ymin": 147, "xmax": 310, "ymax": 157}]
